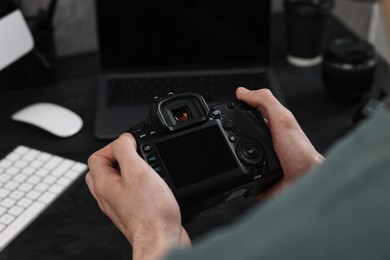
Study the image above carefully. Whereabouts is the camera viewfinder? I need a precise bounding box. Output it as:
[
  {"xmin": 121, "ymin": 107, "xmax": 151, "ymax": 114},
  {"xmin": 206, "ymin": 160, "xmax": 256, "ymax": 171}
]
[
  {"xmin": 172, "ymin": 106, "xmax": 192, "ymax": 122},
  {"xmin": 156, "ymin": 93, "xmax": 210, "ymax": 132}
]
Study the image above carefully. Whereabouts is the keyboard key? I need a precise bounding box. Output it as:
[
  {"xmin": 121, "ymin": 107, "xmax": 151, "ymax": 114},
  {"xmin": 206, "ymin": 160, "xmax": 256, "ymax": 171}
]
[
  {"xmin": 51, "ymin": 160, "xmax": 73, "ymax": 177},
  {"xmin": 1, "ymin": 198, "xmax": 16, "ymax": 208},
  {"xmin": 0, "ymin": 214, "xmax": 15, "ymax": 225},
  {"xmin": 65, "ymin": 170, "xmax": 81, "ymax": 180},
  {"xmin": 27, "ymin": 176, "xmax": 41, "ymax": 185},
  {"xmin": 14, "ymin": 146, "xmax": 29, "ymax": 155},
  {"xmin": 73, "ymin": 162, "xmax": 88, "ymax": 172},
  {"xmin": 0, "ymin": 174, "xmax": 11, "ymax": 183},
  {"xmin": 0, "ymin": 159, "xmax": 12, "ymax": 168},
  {"xmin": 14, "ymin": 160, "xmax": 28, "ymax": 169},
  {"xmin": 42, "ymin": 176, "xmax": 57, "ymax": 185},
  {"xmin": 5, "ymin": 167, "xmax": 20, "ymax": 176},
  {"xmin": 21, "ymin": 166, "xmax": 36, "ymax": 176},
  {"xmin": 6, "ymin": 153, "xmax": 20, "ymax": 162},
  {"xmin": 26, "ymin": 190, "xmax": 41, "ymax": 200},
  {"xmin": 37, "ymin": 152, "xmax": 51, "ymax": 162},
  {"xmin": 23, "ymin": 149, "xmax": 40, "ymax": 161},
  {"xmin": 18, "ymin": 183, "xmax": 33, "ymax": 193},
  {"xmin": 38, "ymin": 192, "xmax": 57, "ymax": 204},
  {"xmin": 35, "ymin": 168, "xmax": 49, "ymax": 177},
  {"xmin": 30, "ymin": 160, "xmax": 44, "ymax": 169},
  {"xmin": 9, "ymin": 191, "xmax": 25, "ymax": 201},
  {"xmin": 0, "ymin": 207, "xmax": 6, "ymax": 216},
  {"xmin": 13, "ymin": 174, "xmax": 28, "ymax": 183},
  {"xmin": 44, "ymin": 156, "xmax": 63, "ymax": 170},
  {"xmin": 0, "ymin": 189, "xmax": 11, "ymax": 199},
  {"xmin": 34, "ymin": 183, "xmax": 49, "ymax": 192},
  {"xmin": 8, "ymin": 206, "xmax": 24, "ymax": 217},
  {"xmin": 49, "ymin": 184, "xmax": 65, "ymax": 194},
  {"xmin": 57, "ymin": 177, "xmax": 72, "ymax": 187},
  {"xmin": 17, "ymin": 198, "xmax": 33, "ymax": 208},
  {"xmin": 4, "ymin": 181, "xmax": 18, "ymax": 190}
]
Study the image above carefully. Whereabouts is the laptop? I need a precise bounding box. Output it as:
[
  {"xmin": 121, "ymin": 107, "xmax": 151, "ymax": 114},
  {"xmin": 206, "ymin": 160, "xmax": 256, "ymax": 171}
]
[{"xmin": 94, "ymin": 0, "xmax": 282, "ymax": 139}]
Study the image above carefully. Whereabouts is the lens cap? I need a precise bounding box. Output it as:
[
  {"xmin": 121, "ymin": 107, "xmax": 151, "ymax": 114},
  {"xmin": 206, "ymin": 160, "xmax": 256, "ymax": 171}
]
[
  {"xmin": 322, "ymin": 36, "xmax": 378, "ymax": 102},
  {"xmin": 324, "ymin": 36, "xmax": 377, "ymax": 66},
  {"xmin": 284, "ymin": 0, "xmax": 335, "ymax": 16}
]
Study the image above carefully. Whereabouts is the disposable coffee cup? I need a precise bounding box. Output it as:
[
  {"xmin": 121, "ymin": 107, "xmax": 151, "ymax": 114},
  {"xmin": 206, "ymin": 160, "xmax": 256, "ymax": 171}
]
[{"xmin": 284, "ymin": 0, "xmax": 335, "ymax": 67}]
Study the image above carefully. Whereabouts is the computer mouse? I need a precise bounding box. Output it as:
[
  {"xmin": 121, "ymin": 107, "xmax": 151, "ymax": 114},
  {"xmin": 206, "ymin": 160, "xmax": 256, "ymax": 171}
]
[{"xmin": 11, "ymin": 102, "xmax": 83, "ymax": 138}]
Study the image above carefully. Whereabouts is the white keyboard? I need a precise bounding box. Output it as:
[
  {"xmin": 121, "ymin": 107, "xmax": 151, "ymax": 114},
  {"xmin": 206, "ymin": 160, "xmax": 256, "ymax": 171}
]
[{"xmin": 0, "ymin": 146, "xmax": 87, "ymax": 251}]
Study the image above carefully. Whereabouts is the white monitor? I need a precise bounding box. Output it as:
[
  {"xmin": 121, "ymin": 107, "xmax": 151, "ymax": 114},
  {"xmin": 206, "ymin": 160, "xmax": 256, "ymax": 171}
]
[{"xmin": 0, "ymin": 0, "xmax": 34, "ymax": 71}]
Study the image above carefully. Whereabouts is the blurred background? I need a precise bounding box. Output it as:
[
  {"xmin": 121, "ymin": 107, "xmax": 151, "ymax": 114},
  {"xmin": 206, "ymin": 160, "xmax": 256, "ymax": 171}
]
[{"xmin": 18, "ymin": 0, "xmax": 387, "ymax": 61}]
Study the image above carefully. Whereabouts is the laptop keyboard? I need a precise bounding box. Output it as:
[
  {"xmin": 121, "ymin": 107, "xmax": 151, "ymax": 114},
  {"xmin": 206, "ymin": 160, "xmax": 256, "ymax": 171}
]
[
  {"xmin": 106, "ymin": 72, "xmax": 269, "ymax": 106},
  {"xmin": 0, "ymin": 146, "xmax": 87, "ymax": 251}
]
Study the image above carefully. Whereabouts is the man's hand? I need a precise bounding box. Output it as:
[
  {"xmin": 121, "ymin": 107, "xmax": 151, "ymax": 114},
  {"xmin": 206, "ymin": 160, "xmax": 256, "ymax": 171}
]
[
  {"xmin": 236, "ymin": 87, "xmax": 325, "ymax": 199},
  {"xmin": 85, "ymin": 133, "xmax": 190, "ymax": 260}
]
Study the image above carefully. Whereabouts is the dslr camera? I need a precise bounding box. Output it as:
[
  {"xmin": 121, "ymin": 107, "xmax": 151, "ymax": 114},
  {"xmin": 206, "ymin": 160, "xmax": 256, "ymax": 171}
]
[{"xmin": 128, "ymin": 93, "xmax": 283, "ymax": 215}]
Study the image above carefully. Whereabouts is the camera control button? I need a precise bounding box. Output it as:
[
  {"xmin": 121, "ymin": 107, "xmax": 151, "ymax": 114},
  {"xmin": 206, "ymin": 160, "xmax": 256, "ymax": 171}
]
[
  {"xmin": 153, "ymin": 166, "xmax": 162, "ymax": 173},
  {"xmin": 139, "ymin": 134, "xmax": 147, "ymax": 140},
  {"xmin": 142, "ymin": 145, "xmax": 151, "ymax": 152},
  {"xmin": 244, "ymin": 145, "xmax": 257, "ymax": 158},
  {"xmin": 147, "ymin": 155, "xmax": 157, "ymax": 163},
  {"xmin": 234, "ymin": 128, "xmax": 242, "ymax": 136},
  {"xmin": 227, "ymin": 103, "xmax": 235, "ymax": 109},
  {"xmin": 150, "ymin": 130, "xmax": 157, "ymax": 136},
  {"xmin": 211, "ymin": 109, "xmax": 221, "ymax": 119},
  {"xmin": 229, "ymin": 135, "xmax": 236, "ymax": 142},
  {"xmin": 222, "ymin": 120, "xmax": 235, "ymax": 131},
  {"xmin": 237, "ymin": 140, "xmax": 263, "ymax": 166}
]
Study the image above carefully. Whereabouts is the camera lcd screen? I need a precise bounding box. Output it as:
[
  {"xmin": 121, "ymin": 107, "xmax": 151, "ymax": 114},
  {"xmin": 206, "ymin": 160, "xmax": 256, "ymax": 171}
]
[{"xmin": 156, "ymin": 125, "xmax": 237, "ymax": 189}]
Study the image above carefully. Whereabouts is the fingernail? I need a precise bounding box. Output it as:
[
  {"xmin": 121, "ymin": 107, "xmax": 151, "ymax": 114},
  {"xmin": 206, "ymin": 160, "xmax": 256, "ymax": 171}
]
[{"xmin": 238, "ymin": 86, "xmax": 250, "ymax": 94}]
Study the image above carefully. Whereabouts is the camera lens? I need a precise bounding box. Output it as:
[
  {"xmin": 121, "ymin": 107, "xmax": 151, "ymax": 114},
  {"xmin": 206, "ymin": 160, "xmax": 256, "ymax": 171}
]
[{"xmin": 172, "ymin": 106, "xmax": 192, "ymax": 122}]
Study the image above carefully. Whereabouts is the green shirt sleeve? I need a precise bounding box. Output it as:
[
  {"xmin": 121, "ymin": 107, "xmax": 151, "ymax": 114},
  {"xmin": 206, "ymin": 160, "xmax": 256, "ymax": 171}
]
[{"xmin": 167, "ymin": 107, "xmax": 390, "ymax": 260}]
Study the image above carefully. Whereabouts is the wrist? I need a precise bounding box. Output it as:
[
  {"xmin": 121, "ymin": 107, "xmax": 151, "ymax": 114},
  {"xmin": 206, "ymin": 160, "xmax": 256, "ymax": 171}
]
[{"xmin": 131, "ymin": 223, "xmax": 190, "ymax": 260}]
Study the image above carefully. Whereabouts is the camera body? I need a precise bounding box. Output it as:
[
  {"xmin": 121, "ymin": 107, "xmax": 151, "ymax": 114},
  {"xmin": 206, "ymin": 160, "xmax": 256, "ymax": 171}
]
[{"xmin": 128, "ymin": 93, "xmax": 283, "ymax": 214}]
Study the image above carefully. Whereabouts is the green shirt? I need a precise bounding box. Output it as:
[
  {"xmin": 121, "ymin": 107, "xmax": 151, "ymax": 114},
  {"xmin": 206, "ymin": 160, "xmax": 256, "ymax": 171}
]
[{"xmin": 168, "ymin": 106, "xmax": 390, "ymax": 260}]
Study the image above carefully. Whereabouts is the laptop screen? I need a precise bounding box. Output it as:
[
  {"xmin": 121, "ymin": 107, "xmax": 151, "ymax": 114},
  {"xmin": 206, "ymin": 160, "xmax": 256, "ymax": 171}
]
[{"xmin": 95, "ymin": 0, "xmax": 271, "ymax": 72}]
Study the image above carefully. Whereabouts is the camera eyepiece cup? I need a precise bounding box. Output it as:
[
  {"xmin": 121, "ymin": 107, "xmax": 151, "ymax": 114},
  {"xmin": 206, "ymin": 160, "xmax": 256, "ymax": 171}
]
[{"xmin": 156, "ymin": 93, "xmax": 210, "ymax": 132}]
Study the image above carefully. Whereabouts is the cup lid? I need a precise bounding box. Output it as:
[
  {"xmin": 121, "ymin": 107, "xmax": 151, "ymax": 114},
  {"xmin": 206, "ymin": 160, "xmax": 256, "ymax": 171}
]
[{"xmin": 284, "ymin": 0, "xmax": 335, "ymax": 16}]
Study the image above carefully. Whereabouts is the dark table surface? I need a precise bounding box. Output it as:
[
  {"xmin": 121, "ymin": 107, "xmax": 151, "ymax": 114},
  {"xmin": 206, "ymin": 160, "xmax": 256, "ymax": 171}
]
[{"xmin": 0, "ymin": 13, "xmax": 388, "ymax": 259}]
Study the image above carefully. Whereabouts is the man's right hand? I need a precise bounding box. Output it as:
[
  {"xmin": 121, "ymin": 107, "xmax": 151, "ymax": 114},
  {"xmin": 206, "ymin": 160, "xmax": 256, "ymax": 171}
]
[{"xmin": 236, "ymin": 87, "xmax": 325, "ymax": 200}]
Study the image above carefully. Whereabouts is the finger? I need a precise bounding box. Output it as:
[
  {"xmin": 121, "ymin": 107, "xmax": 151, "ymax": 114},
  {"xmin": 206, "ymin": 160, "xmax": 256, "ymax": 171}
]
[
  {"xmin": 87, "ymin": 142, "xmax": 116, "ymax": 173},
  {"xmin": 111, "ymin": 133, "xmax": 150, "ymax": 177},
  {"xmin": 85, "ymin": 171, "xmax": 97, "ymax": 199},
  {"xmin": 236, "ymin": 87, "xmax": 295, "ymax": 128},
  {"xmin": 85, "ymin": 170, "xmax": 112, "ymax": 215},
  {"xmin": 236, "ymin": 87, "xmax": 284, "ymax": 115},
  {"xmin": 87, "ymin": 143, "xmax": 123, "ymax": 199}
]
